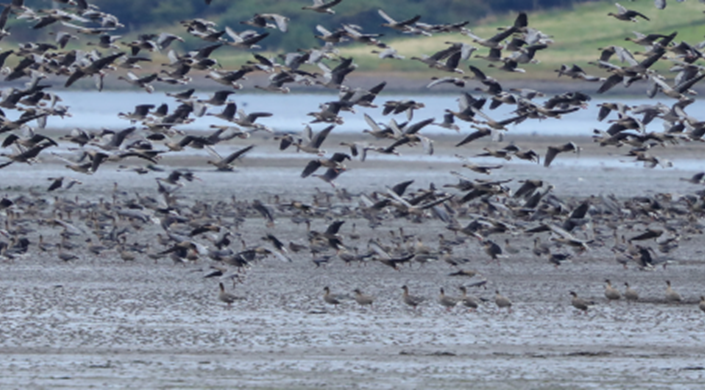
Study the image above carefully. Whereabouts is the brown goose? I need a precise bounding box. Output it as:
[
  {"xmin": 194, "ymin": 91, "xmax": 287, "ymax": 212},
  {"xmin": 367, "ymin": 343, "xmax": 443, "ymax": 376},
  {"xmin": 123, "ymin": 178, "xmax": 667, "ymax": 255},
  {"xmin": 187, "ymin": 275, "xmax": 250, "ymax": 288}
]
[
  {"xmin": 323, "ymin": 286, "xmax": 341, "ymax": 306},
  {"xmin": 401, "ymin": 285, "xmax": 425, "ymax": 310},
  {"xmin": 604, "ymin": 279, "xmax": 622, "ymax": 302},
  {"xmin": 241, "ymin": 13, "xmax": 289, "ymax": 33},
  {"xmin": 494, "ymin": 290, "xmax": 512, "ymax": 312},
  {"xmin": 295, "ymin": 124, "xmax": 335, "ymax": 155},
  {"xmin": 665, "ymin": 280, "xmax": 682, "ymax": 303},
  {"xmin": 206, "ymin": 145, "xmax": 255, "ymax": 171},
  {"xmin": 458, "ymin": 286, "xmax": 479, "ymax": 311},
  {"xmin": 544, "ymin": 142, "xmax": 580, "ymax": 167},
  {"xmin": 301, "ymin": 153, "xmax": 350, "ymax": 178},
  {"xmin": 624, "ymin": 282, "xmax": 639, "ymax": 302},
  {"xmin": 608, "ymin": 3, "xmax": 649, "ymax": 22},
  {"xmin": 302, "ymin": 0, "xmax": 343, "ymax": 14},
  {"xmin": 353, "ymin": 288, "xmax": 374, "ymax": 306},
  {"xmin": 312, "ymin": 167, "xmax": 344, "ymax": 188},
  {"xmin": 482, "ymin": 240, "xmax": 503, "ymax": 264},
  {"xmin": 570, "ymin": 291, "xmax": 592, "ymax": 314},
  {"xmin": 218, "ymin": 282, "xmax": 243, "ymax": 307},
  {"xmin": 438, "ymin": 288, "xmax": 458, "ymax": 311},
  {"xmin": 0, "ymin": 140, "xmax": 56, "ymax": 169}
]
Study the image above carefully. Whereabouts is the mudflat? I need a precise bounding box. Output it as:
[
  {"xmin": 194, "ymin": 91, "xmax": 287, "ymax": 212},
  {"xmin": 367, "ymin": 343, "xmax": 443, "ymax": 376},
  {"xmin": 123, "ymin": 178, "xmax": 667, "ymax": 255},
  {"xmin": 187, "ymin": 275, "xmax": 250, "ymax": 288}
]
[{"xmin": 1, "ymin": 135, "xmax": 704, "ymax": 389}]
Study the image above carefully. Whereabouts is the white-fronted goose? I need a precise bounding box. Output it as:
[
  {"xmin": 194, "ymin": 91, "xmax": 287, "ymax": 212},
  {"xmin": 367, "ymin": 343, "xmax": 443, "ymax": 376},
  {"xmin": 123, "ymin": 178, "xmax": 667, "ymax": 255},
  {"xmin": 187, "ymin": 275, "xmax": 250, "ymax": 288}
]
[
  {"xmin": 378, "ymin": 9, "xmax": 425, "ymax": 35},
  {"xmin": 323, "ymin": 286, "xmax": 341, "ymax": 306},
  {"xmin": 218, "ymin": 282, "xmax": 243, "ymax": 307},
  {"xmin": 302, "ymin": 0, "xmax": 343, "ymax": 14},
  {"xmin": 301, "ymin": 153, "xmax": 350, "ymax": 178},
  {"xmin": 604, "ymin": 279, "xmax": 621, "ymax": 302},
  {"xmin": 624, "ymin": 282, "xmax": 639, "ymax": 302},
  {"xmin": 206, "ymin": 145, "xmax": 255, "ymax": 171},
  {"xmin": 665, "ymin": 280, "xmax": 682, "ymax": 303},
  {"xmin": 47, "ymin": 177, "xmax": 82, "ymax": 192},
  {"xmin": 353, "ymin": 288, "xmax": 374, "ymax": 306},
  {"xmin": 295, "ymin": 124, "xmax": 335, "ymax": 155},
  {"xmin": 438, "ymin": 288, "xmax": 458, "ymax": 311},
  {"xmin": 570, "ymin": 291, "xmax": 592, "ymax": 314},
  {"xmin": 458, "ymin": 286, "xmax": 479, "ymax": 311},
  {"xmin": 544, "ymin": 142, "xmax": 580, "ymax": 167},
  {"xmin": 608, "ymin": 3, "xmax": 649, "ymax": 22},
  {"xmin": 401, "ymin": 285, "xmax": 425, "ymax": 309},
  {"xmin": 680, "ymin": 172, "xmax": 704, "ymax": 184},
  {"xmin": 494, "ymin": 290, "xmax": 512, "ymax": 312},
  {"xmin": 241, "ymin": 13, "xmax": 289, "ymax": 33}
]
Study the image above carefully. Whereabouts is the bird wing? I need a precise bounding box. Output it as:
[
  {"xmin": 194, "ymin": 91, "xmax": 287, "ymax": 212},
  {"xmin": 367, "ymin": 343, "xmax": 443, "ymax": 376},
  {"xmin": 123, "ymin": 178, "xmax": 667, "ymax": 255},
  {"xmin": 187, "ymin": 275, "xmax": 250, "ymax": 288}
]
[
  {"xmin": 377, "ymin": 9, "xmax": 396, "ymax": 24},
  {"xmin": 311, "ymin": 124, "xmax": 335, "ymax": 148},
  {"xmin": 543, "ymin": 146, "xmax": 559, "ymax": 167},
  {"xmin": 301, "ymin": 159, "xmax": 322, "ymax": 178},
  {"xmin": 223, "ymin": 144, "xmax": 254, "ymax": 164}
]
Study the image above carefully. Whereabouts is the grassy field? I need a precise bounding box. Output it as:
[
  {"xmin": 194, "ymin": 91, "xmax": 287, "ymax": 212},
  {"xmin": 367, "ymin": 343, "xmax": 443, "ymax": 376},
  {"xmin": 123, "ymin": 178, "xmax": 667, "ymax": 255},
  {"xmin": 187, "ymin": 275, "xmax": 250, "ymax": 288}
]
[
  {"xmin": 203, "ymin": 0, "xmax": 705, "ymax": 79},
  {"xmin": 336, "ymin": 1, "xmax": 705, "ymax": 77},
  {"xmin": 4, "ymin": 1, "xmax": 702, "ymax": 82}
]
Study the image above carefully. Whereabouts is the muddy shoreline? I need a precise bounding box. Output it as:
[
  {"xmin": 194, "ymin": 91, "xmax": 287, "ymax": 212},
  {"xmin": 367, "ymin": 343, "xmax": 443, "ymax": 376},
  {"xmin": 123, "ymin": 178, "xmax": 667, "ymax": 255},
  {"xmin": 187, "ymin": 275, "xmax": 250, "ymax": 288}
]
[{"xmin": 1, "ymin": 135, "xmax": 705, "ymax": 389}]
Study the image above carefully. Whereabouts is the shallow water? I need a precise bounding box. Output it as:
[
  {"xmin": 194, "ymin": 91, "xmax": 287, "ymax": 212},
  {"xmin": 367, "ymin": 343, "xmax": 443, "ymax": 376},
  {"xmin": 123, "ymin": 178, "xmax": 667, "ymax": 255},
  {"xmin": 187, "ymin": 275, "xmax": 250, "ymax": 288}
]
[{"xmin": 28, "ymin": 91, "xmax": 699, "ymax": 135}]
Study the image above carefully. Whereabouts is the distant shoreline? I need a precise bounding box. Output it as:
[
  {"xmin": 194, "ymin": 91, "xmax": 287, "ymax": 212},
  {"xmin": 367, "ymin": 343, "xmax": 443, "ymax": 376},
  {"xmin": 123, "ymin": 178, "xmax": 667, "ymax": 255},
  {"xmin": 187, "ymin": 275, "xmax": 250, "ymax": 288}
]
[{"xmin": 15, "ymin": 72, "xmax": 698, "ymax": 97}]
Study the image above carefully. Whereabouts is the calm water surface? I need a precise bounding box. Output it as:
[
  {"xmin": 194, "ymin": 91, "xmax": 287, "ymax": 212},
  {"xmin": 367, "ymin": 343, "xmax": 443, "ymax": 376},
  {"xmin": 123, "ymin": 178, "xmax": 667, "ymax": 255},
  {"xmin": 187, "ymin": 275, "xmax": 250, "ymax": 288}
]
[{"xmin": 34, "ymin": 91, "xmax": 698, "ymax": 136}]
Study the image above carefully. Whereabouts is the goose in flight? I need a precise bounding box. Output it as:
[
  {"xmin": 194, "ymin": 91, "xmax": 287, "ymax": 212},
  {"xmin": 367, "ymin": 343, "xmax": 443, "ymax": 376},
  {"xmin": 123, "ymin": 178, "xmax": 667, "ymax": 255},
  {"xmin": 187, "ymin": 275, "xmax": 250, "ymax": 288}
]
[
  {"xmin": 301, "ymin": 152, "xmax": 350, "ymax": 178},
  {"xmin": 295, "ymin": 124, "xmax": 335, "ymax": 155},
  {"xmin": 608, "ymin": 3, "xmax": 650, "ymax": 22},
  {"xmin": 117, "ymin": 71, "xmax": 158, "ymax": 93},
  {"xmin": 302, "ymin": 0, "xmax": 344, "ymax": 15},
  {"xmin": 241, "ymin": 13, "xmax": 289, "ymax": 33},
  {"xmin": 206, "ymin": 144, "xmax": 255, "ymax": 171},
  {"xmin": 378, "ymin": 9, "xmax": 427, "ymax": 36},
  {"xmin": 544, "ymin": 142, "xmax": 580, "ymax": 167}
]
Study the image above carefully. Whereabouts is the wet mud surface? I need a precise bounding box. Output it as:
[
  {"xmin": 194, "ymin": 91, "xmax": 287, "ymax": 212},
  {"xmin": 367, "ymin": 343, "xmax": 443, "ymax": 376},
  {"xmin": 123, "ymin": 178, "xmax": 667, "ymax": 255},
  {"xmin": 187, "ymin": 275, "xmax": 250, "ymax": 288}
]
[{"xmin": 1, "ymin": 136, "xmax": 704, "ymax": 389}]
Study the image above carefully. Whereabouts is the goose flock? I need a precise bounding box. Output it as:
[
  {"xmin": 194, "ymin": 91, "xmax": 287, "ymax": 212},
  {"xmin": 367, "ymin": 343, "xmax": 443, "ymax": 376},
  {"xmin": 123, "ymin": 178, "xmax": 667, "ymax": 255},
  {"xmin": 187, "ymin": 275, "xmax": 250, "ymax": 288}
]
[{"xmin": 0, "ymin": 0, "xmax": 705, "ymax": 320}]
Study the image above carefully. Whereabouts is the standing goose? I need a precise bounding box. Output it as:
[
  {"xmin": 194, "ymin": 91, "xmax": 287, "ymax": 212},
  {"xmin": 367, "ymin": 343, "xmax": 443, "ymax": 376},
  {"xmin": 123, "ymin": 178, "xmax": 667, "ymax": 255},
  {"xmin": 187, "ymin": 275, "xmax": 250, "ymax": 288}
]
[
  {"xmin": 401, "ymin": 285, "xmax": 425, "ymax": 310},
  {"xmin": 624, "ymin": 282, "xmax": 639, "ymax": 302},
  {"xmin": 665, "ymin": 280, "xmax": 682, "ymax": 303},
  {"xmin": 218, "ymin": 282, "xmax": 243, "ymax": 307},
  {"xmin": 604, "ymin": 279, "xmax": 622, "ymax": 302},
  {"xmin": 494, "ymin": 290, "xmax": 512, "ymax": 312},
  {"xmin": 458, "ymin": 286, "xmax": 479, "ymax": 311},
  {"xmin": 323, "ymin": 286, "xmax": 341, "ymax": 306},
  {"xmin": 438, "ymin": 288, "xmax": 458, "ymax": 311},
  {"xmin": 482, "ymin": 239, "xmax": 503, "ymax": 264},
  {"xmin": 353, "ymin": 288, "xmax": 374, "ymax": 307},
  {"xmin": 570, "ymin": 291, "xmax": 593, "ymax": 314}
]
